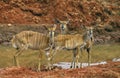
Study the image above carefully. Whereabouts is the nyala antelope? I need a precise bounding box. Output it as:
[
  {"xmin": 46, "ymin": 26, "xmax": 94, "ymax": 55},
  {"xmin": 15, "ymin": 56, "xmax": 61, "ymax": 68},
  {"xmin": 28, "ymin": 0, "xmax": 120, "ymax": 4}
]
[
  {"xmin": 53, "ymin": 26, "xmax": 94, "ymax": 68},
  {"xmin": 80, "ymin": 26, "xmax": 94, "ymax": 67},
  {"xmin": 55, "ymin": 19, "xmax": 69, "ymax": 34},
  {"xmin": 54, "ymin": 34, "xmax": 83, "ymax": 68},
  {"xmin": 11, "ymin": 24, "xmax": 56, "ymax": 71}
]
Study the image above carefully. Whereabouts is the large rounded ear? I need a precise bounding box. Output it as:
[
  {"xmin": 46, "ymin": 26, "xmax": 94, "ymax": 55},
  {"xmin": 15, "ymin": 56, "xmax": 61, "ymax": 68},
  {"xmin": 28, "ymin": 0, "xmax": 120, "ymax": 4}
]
[
  {"xmin": 43, "ymin": 24, "xmax": 57, "ymax": 31},
  {"xmin": 43, "ymin": 24, "xmax": 49, "ymax": 31},
  {"xmin": 43, "ymin": 24, "xmax": 52, "ymax": 32},
  {"xmin": 55, "ymin": 18, "xmax": 60, "ymax": 24},
  {"xmin": 52, "ymin": 24, "xmax": 57, "ymax": 31},
  {"xmin": 94, "ymin": 24, "xmax": 105, "ymax": 29},
  {"xmin": 66, "ymin": 19, "xmax": 70, "ymax": 24},
  {"xmin": 82, "ymin": 25, "xmax": 87, "ymax": 29}
]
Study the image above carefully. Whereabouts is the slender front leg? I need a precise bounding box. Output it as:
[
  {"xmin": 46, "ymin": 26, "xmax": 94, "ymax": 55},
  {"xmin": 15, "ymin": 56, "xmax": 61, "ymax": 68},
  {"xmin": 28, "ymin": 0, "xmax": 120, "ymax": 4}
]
[
  {"xmin": 46, "ymin": 48, "xmax": 55, "ymax": 70},
  {"xmin": 14, "ymin": 50, "xmax": 23, "ymax": 67},
  {"xmin": 76, "ymin": 47, "xmax": 80, "ymax": 68},
  {"xmin": 80, "ymin": 48, "xmax": 84, "ymax": 68},
  {"xmin": 46, "ymin": 51, "xmax": 52, "ymax": 70},
  {"xmin": 71, "ymin": 49, "xmax": 77, "ymax": 68},
  {"xmin": 73, "ymin": 57, "xmax": 76, "ymax": 68},
  {"xmin": 48, "ymin": 48, "xmax": 55, "ymax": 69},
  {"xmin": 76, "ymin": 55, "xmax": 79, "ymax": 68},
  {"xmin": 38, "ymin": 58, "xmax": 41, "ymax": 71},
  {"xmin": 87, "ymin": 48, "xmax": 91, "ymax": 66},
  {"xmin": 38, "ymin": 51, "xmax": 42, "ymax": 71},
  {"xmin": 70, "ymin": 51, "xmax": 75, "ymax": 68},
  {"xmin": 70, "ymin": 58, "xmax": 73, "ymax": 68},
  {"xmin": 47, "ymin": 57, "xmax": 52, "ymax": 70},
  {"xmin": 79, "ymin": 43, "xmax": 86, "ymax": 68},
  {"xmin": 14, "ymin": 55, "xmax": 19, "ymax": 67}
]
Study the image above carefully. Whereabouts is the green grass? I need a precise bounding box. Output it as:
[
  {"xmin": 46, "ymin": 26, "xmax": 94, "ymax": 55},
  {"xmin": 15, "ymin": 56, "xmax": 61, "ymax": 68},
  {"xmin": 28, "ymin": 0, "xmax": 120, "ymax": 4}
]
[
  {"xmin": 91, "ymin": 44, "xmax": 120, "ymax": 62},
  {"xmin": 0, "ymin": 44, "xmax": 119, "ymax": 68}
]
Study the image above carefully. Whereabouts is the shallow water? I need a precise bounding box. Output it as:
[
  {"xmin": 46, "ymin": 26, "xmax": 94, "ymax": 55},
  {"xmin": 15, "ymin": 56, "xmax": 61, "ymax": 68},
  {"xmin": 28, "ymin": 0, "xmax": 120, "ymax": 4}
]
[{"xmin": 53, "ymin": 58, "xmax": 120, "ymax": 69}]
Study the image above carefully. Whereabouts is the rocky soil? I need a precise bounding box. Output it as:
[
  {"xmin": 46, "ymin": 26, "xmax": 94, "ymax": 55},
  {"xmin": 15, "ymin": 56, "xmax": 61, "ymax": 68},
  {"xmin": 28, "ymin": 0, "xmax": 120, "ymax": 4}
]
[
  {"xmin": 0, "ymin": 0, "xmax": 120, "ymax": 45},
  {"xmin": 0, "ymin": 61, "xmax": 119, "ymax": 78}
]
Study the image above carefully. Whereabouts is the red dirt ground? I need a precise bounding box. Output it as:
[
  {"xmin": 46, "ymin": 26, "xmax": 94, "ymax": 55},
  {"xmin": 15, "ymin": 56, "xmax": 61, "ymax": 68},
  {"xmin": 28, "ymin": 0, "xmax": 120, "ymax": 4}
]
[
  {"xmin": 0, "ymin": 0, "xmax": 119, "ymax": 27},
  {"xmin": 0, "ymin": 61, "xmax": 119, "ymax": 78}
]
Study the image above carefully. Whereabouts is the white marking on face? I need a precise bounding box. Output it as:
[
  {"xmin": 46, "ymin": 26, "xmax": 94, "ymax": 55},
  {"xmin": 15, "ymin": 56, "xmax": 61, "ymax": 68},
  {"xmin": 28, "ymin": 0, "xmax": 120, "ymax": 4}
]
[{"xmin": 46, "ymin": 52, "xmax": 50, "ymax": 56}]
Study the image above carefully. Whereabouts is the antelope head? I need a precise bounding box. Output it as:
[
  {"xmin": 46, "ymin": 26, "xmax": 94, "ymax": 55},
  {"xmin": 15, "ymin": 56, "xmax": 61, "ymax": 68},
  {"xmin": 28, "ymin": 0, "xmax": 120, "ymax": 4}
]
[
  {"xmin": 44, "ymin": 24, "xmax": 57, "ymax": 46},
  {"xmin": 82, "ymin": 26, "xmax": 94, "ymax": 42},
  {"xmin": 55, "ymin": 19, "xmax": 70, "ymax": 34},
  {"xmin": 86, "ymin": 27, "xmax": 94, "ymax": 41}
]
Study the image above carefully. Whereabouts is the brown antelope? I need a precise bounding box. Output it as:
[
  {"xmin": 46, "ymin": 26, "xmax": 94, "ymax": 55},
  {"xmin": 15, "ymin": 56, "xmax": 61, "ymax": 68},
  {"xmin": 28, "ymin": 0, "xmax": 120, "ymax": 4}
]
[
  {"xmin": 53, "ymin": 26, "xmax": 94, "ymax": 68},
  {"xmin": 55, "ymin": 34, "xmax": 84, "ymax": 68},
  {"xmin": 55, "ymin": 19, "xmax": 69, "ymax": 34},
  {"xmin": 11, "ymin": 24, "xmax": 56, "ymax": 71},
  {"xmin": 80, "ymin": 26, "xmax": 94, "ymax": 67}
]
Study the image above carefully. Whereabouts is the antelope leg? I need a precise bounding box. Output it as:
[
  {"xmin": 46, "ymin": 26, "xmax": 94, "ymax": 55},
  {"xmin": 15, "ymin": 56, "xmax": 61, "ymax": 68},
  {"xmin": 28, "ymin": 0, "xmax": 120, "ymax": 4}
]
[
  {"xmin": 76, "ymin": 48, "xmax": 80, "ymax": 68},
  {"xmin": 14, "ymin": 49, "xmax": 23, "ymax": 67},
  {"xmin": 87, "ymin": 48, "xmax": 91, "ymax": 66},
  {"xmin": 38, "ymin": 50, "xmax": 43, "ymax": 71}
]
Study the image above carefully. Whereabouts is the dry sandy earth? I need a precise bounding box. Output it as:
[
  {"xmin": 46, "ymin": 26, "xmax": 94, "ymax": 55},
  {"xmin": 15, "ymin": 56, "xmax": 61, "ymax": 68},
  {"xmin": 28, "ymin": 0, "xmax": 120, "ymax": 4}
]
[{"xmin": 0, "ymin": 61, "xmax": 119, "ymax": 78}]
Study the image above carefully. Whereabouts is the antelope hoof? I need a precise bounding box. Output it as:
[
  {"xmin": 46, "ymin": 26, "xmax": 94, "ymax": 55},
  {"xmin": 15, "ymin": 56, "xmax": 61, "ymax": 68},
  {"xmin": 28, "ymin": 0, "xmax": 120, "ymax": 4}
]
[
  {"xmin": 46, "ymin": 66, "xmax": 53, "ymax": 70},
  {"xmin": 48, "ymin": 67, "xmax": 52, "ymax": 70}
]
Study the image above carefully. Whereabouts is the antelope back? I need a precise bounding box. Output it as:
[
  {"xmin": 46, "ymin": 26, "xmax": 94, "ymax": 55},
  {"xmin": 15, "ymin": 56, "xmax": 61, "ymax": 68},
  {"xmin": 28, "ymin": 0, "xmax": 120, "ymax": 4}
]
[
  {"xmin": 65, "ymin": 34, "xmax": 84, "ymax": 49},
  {"xmin": 11, "ymin": 31, "xmax": 49, "ymax": 50},
  {"xmin": 27, "ymin": 31, "xmax": 49, "ymax": 49},
  {"xmin": 54, "ymin": 34, "xmax": 84, "ymax": 50},
  {"xmin": 54, "ymin": 34, "xmax": 73, "ymax": 47}
]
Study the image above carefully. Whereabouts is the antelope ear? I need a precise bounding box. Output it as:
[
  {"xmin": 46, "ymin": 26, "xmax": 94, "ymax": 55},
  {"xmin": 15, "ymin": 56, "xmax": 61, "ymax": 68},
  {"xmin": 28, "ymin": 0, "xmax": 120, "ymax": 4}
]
[
  {"xmin": 43, "ymin": 25, "xmax": 48, "ymax": 30},
  {"xmin": 43, "ymin": 25, "xmax": 52, "ymax": 32},
  {"xmin": 66, "ymin": 19, "xmax": 70, "ymax": 24},
  {"xmin": 52, "ymin": 24, "xmax": 57, "ymax": 31},
  {"xmin": 94, "ymin": 24, "xmax": 105, "ymax": 29},
  {"xmin": 82, "ymin": 25, "xmax": 87, "ymax": 29},
  {"xmin": 55, "ymin": 18, "xmax": 60, "ymax": 24}
]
